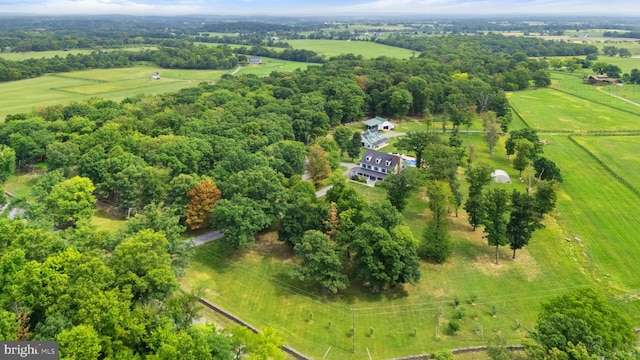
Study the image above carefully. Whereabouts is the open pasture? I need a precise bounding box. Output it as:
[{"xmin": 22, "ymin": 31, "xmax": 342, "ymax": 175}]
[
  {"xmin": 0, "ymin": 65, "xmax": 227, "ymax": 120},
  {"xmin": 543, "ymin": 136, "xmax": 640, "ymax": 300},
  {"xmin": 0, "ymin": 47, "xmax": 157, "ymax": 61},
  {"xmin": 286, "ymin": 39, "xmax": 416, "ymax": 59},
  {"xmin": 550, "ymin": 72, "xmax": 640, "ymax": 113},
  {"xmin": 573, "ymin": 136, "xmax": 640, "ymax": 190},
  {"xmin": 508, "ymin": 87, "xmax": 640, "ymax": 131},
  {"xmin": 235, "ymin": 56, "xmax": 311, "ymax": 75}
]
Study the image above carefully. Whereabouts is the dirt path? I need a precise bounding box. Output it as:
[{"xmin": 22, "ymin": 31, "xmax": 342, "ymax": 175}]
[{"xmin": 596, "ymin": 86, "xmax": 640, "ymax": 107}]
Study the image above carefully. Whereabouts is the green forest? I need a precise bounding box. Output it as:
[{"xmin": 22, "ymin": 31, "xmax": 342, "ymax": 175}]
[{"xmin": 1, "ymin": 15, "xmax": 640, "ymax": 360}]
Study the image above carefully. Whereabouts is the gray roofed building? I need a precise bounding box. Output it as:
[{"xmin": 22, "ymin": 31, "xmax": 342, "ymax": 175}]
[
  {"xmin": 351, "ymin": 149, "xmax": 406, "ymax": 183},
  {"xmin": 361, "ymin": 130, "xmax": 389, "ymax": 150}
]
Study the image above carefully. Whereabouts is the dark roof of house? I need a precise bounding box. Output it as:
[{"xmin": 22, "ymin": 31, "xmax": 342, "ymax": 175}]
[
  {"xmin": 361, "ymin": 130, "xmax": 388, "ymax": 146},
  {"xmin": 359, "ymin": 149, "xmax": 401, "ymax": 171}
]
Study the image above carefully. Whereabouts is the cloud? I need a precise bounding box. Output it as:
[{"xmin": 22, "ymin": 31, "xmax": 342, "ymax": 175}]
[{"xmin": 0, "ymin": 0, "xmax": 637, "ymax": 15}]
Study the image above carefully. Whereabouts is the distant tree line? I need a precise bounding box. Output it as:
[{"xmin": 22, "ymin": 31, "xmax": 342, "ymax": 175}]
[
  {"xmin": 234, "ymin": 45, "xmax": 325, "ymax": 63},
  {"xmin": 603, "ymin": 30, "xmax": 640, "ymax": 39},
  {"xmin": 378, "ymin": 33, "xmax": 599, "ymax": 57},
  {"xmin": 0, "ymin": 44, "xmax": 241, "ymax": 82}
]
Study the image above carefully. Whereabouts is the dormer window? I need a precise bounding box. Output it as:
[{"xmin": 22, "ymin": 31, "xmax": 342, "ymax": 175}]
[
  {"xmin": 385, "ymin": 160, "xmax": 392, "ymax": 166},
  {"xmin": 376, "ymin": 157, "xmax": 381, "ymax": 164},
  {"xmin": 366, "ymin": 155, "xmax": 372, "ymax": 161}
]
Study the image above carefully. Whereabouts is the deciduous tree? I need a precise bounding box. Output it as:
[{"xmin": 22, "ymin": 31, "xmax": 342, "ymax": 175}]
[
  {"xmin": 0, "ymin": 145, "xmax": 15, "ymax": 183},
  {"xmin": 45, "ymin": 176, "xmax": 96, "ymax": 229},
  {"xmin": 306, "ymin": 144, "xmax": 331, "ymax": 185},
  {"xmin": 421, "ymin": 181, "xmax": 452, "ymax": 263},
  {"xmin": 346, "ymin": 131, "xmax": 362, "ymax": 161},
  {"xmin": 291, "ymin": 230, "xmax": 348, "ymax": 294},
  {"xmin": 525, "ymin": 288, "xmax": 636, "ymax": 359},
  {"xmin": 396, "ymin": 131, "xmax": 440, "ymax": 169},
  {"xmin": 507, "ymin": 191, "xmax": 543, "ymax": 259},
  {"xmin": 185, "ymin": 178, "xmax": 222, "ymax": 231},
  {"xmin": 482, "ymin": 188, "xmax": 510, "ymax": 264},
  {"xmin": 533, "ymin": 180, "xmax": 558, "ymax": 218},
  {"xmin": 333, "ymin": 126, "xmax": 354, "ymax": 157},
  {"xmin": 211, "ymin": 195, "xmax": 271, "ymax": 249}
]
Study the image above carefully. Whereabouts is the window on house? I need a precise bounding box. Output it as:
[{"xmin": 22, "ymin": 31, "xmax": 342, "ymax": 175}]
[
  {"xmin": 376, "ymin": 158, "xmax": 381, "ymax": 164},
  {"xmin": 366, "ymin": 155, "xmax": 372, "ymax": 161},
  {"xmin": 385, "ymin": 160, "xmax": 392, "ymax": 166},
  {"xmin": 381, "ymin": 169, "xmax": 386, "ymax": 173},
  {"xmin": 374, "ymin": 167, "xmax": 379, "ymax": 171}
]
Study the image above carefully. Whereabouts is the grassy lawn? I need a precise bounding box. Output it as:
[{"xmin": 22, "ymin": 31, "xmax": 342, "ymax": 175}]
[
  {"xmin": 285, "ymin": 40, "xmax": 416, "ymax": 59},
  {"xmin": 507, "ymin": 87, "xmax": 640, "ymax": 132},
  {"xmin": 91, "ymin": 207, "xmax": 127, "ymax": 233},
  {"xmin": 4, "ymin": 173, "xmax": 40, "ymax": 198}
]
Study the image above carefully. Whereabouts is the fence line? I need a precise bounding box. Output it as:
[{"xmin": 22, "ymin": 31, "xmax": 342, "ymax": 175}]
[
  {"xmin": 568, "ymin": 135, "xmax": 640, "ymax": 198},
  {"xmin": 198, "ymin": 298, "xmax": 313, "ymax": 360},
  {"xmin": 549, "ymin": 86, "xmax": 640, "ymax": 118}
]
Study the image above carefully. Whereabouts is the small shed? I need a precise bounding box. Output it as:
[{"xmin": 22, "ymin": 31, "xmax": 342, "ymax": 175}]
[{"xmin": 491, "ymin": 170, "xmax": 512, "ymax": 184}]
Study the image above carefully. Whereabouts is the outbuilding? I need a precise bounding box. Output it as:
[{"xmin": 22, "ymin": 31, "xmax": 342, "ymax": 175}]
[{"xmin": 491, "ymin": 170, "xmax": 512, "ymax": 184}]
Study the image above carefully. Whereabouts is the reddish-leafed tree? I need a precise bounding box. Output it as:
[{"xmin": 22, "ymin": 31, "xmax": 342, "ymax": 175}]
[{"xmin": 185, "ymin": 178, "xmax": 222, "ymax": 231}]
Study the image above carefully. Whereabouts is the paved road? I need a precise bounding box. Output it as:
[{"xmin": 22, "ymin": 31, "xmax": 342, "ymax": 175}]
[{"xmin": 192, "ymin": 230, "xmax": 225, "ymax": 246}]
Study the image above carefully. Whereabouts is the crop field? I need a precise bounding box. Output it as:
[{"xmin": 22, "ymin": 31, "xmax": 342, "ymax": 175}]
[
  {"xmin": 286, "ymin": 39, "xmax": 416, "ymax": 59},
  {"xmin": 507, "ymin": 87, "xmax": 640, "ymax": 131}
]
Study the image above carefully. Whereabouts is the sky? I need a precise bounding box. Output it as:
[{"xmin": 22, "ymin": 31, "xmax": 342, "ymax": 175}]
[{"xmin": 0, "ymin": 0, "xmax": 639, "ymax": 17}]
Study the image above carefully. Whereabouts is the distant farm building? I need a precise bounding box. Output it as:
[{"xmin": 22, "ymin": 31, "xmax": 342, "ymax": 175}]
[
  {"xmin": 150, "ymin": 72, "xmax": 160, "ymax": 80},
  {"xmin": 491, "ymin": 170, "xmax": 512, "ymax": 184},
  {"xmin": 584, "ymin": 75, "xmax": 619, "ymax": 85},
  {"xmin": 248, "ymin": 57, "xmax": 262, "ymax": 65}
]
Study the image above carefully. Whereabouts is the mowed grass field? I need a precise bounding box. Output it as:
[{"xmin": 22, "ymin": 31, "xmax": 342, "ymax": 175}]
[
  {"xmin": 0, "ymin": 58, "xmax": 310, "ymax": 120},
  {"xmin": 0, "ymin": 47, "xmax": 157, "ymax": 61},
  {"xmin": 507, "ymin": 87, "xmax": 640, "ymax": 131},
  {"xmin": 550, "ymin": 72, "xmax": 640, "ymax": 111},
  {"xmin": 286, "ymin": 39, "xmax": 416, "ymax": 59},
  {"xmin": 573, "ymin": 136, "xmax": 640, "ymax": 190}
]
